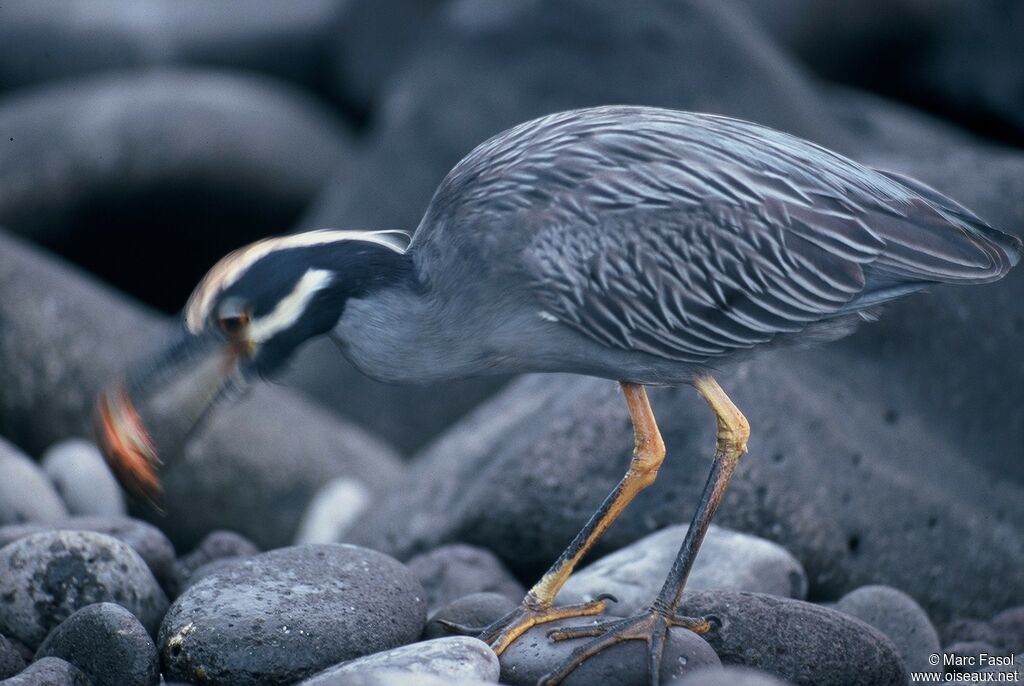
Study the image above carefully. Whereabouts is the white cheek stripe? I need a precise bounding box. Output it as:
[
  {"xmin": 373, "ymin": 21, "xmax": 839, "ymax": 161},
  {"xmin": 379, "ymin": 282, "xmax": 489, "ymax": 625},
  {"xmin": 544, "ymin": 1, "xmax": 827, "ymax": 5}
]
[
  {"xmin": 185, "ymin": 229, "xmax": 408, "ymax": 334},
  {"xmin": 248, "ymin": 268, "xmax": 335, "ymax": 344}
]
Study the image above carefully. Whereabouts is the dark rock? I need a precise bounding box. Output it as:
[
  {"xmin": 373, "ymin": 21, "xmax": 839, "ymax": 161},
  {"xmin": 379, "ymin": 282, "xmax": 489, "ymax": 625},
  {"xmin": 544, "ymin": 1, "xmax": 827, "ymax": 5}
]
[
  {"xmin": 992, "ymin": 606, "xmax": 1024, "ymax": 655},
  {"xmin": 292, "ymin": 0, "xmax": 849, "ymax": 456},
  {"xmin": 159, "ymin": 544, "xmax": 427, "ymax": 686},
  {"xmin": 558, "ymin": 525, "xmax": 807, "ymax": 617},
  {"xmin": 0, "ymin": 657, "xmax": 90, "ymax": 686},
  {"xmin": 0, "ymin": 635, "xmax": 26, "ymax": 680},
  {"xmin": 424, "ymin": 592, "xmax": 516, "ymax": 640},
  {"xmin": 0, "ymin": 437, "xmax": 68, "ymax": 526},
  {"xmin": 0, "ymin": 230, "xmax": 404, "ymax": 551},
  {"xmin": 670, "ymin": 666, "xmax": 794, "ymax": 686},
  {"xmin": 40, "ymin": 439, "xmax": 126, "ymax": 517},
  {"xmin": 0, "ymin": 1, "xmax": 348, "ymax": 92},
  {"xmin": 942, "ymin": 619, "xmax": 1002, "ymax": 649},
  {"xmin": 500, "ymin": 617, "xmax": 720, "ymax": 686},
  {"xmin": 0, "ymin": 516, "xmax": 177, "ymax": 597},
  {"xmin": 349, "ymin": 368, "xmax": 1024, "ymax": 622},
  {"xmin": 407, "ymin": 544, "xmax": 525, "ymax": 612},
  {"xmin": 177, "ymin": 557, "xmax": 247, "ymax": 593},
  {"xmin": 300, "ymin": 670, "xmax": 495, "ymax": 686},
  {"xmin": 34, "ymin": 602, "xmax": 159, "ymax": 686},
  {"xmin": 172, "ymin": 530, "xmax": 260, "ymax": 596},
  {"xmin": 329, "ymin": 0, "xmax": 445, "ymax": 111},
  {"xmin": 294, "ymin": 477, "xmax": 373, "ymax": 544},
  {"xmin": 0, "ymin": 530, "xmax": 168, "ymax": 649},
  {"xmin": 835, "ymin": 585, "xmax": 940, "ymax": 675},
  {"xmin": 0, "ymin": 70, "xmax": 350, "ymax": 252},
  {"xmin": 678, "ymin": 591, "xmax": 908, "ymax": 685},
  {"xmin": 298, "ymin": 637, "xmax": 499, "ymax": 684}
]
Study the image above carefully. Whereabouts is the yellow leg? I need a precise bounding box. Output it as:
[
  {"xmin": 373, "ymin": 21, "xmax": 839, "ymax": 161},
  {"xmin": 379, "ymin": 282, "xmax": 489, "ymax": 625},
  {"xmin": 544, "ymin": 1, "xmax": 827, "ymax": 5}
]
[
  {"xmin": 542, "ymin": 374, "xmax": 750, "ymax": 686},
  {"xmin": 480, "ymin": 382, "xmax": 667, "ymax": 654}
]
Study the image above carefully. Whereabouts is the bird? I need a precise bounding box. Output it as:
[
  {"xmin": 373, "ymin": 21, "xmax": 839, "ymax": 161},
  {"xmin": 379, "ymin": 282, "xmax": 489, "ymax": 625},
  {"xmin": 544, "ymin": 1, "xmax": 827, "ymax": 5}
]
[{"xmin": 95, "ymin": 105, "xmax": 1022, "ymax": 685}]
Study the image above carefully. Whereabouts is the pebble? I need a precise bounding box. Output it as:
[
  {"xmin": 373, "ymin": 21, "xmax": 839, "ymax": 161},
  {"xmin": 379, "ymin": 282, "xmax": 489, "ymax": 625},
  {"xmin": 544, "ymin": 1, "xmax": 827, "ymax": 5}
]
[
  {"xmin": 0, "ymin": 530, "xmax": 168, "ymax": 649},
  {"xmin": 300, "ymin": 669, "xmax": 495, "ymax": 686},
  {"xmin": 0, "ymin": 656, "xmax": 90, "ymax": 685},
  {"xmin": 558, "ymin": 524, "xmax": 806, "ymax": 616},
  {"xmin": 0, "ymin": 635, "xmax": 26, "ymax": 680},
  {"xmin": 40, "ymin": 439, "xmax": 126, "ymax": 517},
  {"xmin": 500, "ymin": 617, "xmax": 720, "ymax": 686},
  {"xmin": 835, "ymin": 584, "xmax": 940, "ymax": 675},
  {"xmin": 0, "ymin": 438, "xmax": 68, "ymax": 526},
  {"xmin": 992, "ymin": 606, "xmax": 1024, "ymax": 654},
  {"xmin": 294, "ymin": 478, "xmax": 372, "ymax": 545},
  {"xmin": 159, "ymin": 544, "xmax": 427, "ymax": 685},
  {"xmin": 425, "ymin": 592, "xmax": 516, "ymax": 640},
  {"xmin": 172, "ymin": 530, "xmax": 260, "ymax": 597},
  {"xmin": 678, "ymin": 591, "xmax": 907, "ymax": 686},
  {"xmin": 34, "ymin": 602, "xmax": 159, "ymax": 686},
  {"xmin": 299, "ymin": 637, "xmax": 499, "ymax": 684},
  {"xmin": 407, "ymin": 544, "xmax": 525, "ymax": 612},
  {"xmin": 670, "ymin": 665, "xmax": 795, "ymax": 685},
  {"xmin": 0, "ymin": 516, "xmax": 178, "ymax": 597}
]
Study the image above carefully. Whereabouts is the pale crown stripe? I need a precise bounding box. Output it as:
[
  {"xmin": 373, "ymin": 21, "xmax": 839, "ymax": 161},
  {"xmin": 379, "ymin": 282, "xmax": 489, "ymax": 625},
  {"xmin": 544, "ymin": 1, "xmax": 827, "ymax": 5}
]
[
  {"xmin": 248, "ymin": 268, "xmax": 335, "ymax": 344},
  {"xmin": 185, "ymin": 229, "xmax": 408, "ymax": 333}
]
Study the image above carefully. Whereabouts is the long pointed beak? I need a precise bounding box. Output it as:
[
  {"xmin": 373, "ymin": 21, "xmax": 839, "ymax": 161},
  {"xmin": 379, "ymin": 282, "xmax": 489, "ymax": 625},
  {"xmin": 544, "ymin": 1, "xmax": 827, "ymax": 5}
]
[{"xmin": 94, "ymin": 330, "xmax": 248, "ymax": 507}]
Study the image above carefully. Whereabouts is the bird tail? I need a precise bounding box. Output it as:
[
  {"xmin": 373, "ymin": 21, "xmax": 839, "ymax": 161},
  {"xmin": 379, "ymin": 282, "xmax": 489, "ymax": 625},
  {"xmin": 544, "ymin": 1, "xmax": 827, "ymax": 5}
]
[{"xmin": 873, "ymin": 169, "xmax": 1022, "ymax": 283}]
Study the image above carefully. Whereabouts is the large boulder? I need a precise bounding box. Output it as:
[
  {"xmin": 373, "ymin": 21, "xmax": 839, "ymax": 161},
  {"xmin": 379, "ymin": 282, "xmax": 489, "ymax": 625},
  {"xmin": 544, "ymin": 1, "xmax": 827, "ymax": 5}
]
[
  {"xmin": 0, "ymin": 70, "xmax": 351, "ymax": 311},
  {"xmin": 159, "ymin": 544, "xmax": 427, "ymax": 686}
]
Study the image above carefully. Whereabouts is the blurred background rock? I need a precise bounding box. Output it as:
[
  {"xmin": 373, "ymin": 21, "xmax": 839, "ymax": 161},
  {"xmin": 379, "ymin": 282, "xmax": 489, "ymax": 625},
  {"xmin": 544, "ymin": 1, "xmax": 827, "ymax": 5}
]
[{"xmin": 0, "ymin": 0, "xmax": 1021, "ymax": 614}]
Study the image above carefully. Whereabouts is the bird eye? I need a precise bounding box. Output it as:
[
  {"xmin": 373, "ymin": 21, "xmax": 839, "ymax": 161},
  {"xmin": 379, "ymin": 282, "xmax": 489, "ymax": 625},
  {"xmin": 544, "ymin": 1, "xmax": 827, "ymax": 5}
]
[
  {"xmin": 215, "ymin": 299, "xmax": 251, "ymax": 338},
  {"xmin": 217, "ymin": 313, "xmax": 249, "ymax": 337}
]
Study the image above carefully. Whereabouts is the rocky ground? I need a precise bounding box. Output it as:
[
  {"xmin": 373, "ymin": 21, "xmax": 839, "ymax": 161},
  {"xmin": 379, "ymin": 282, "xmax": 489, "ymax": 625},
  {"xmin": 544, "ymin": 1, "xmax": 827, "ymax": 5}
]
[{"xmin": 1, "ymin": 1, "xmax": 1022, "ymax": 685}]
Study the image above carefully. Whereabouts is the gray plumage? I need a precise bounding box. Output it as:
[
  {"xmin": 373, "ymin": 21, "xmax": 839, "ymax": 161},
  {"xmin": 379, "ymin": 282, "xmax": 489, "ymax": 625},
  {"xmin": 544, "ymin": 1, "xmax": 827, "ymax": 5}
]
[{"xmin": 382, "ymin": 106, "xmax": 1020, "ymax": 375}]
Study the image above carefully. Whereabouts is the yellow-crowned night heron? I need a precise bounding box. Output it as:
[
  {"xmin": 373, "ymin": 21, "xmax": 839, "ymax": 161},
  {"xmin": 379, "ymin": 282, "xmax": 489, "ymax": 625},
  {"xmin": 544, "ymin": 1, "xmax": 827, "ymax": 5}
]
[{"xmin": 96, "ymin": 106, "xmax": 1022, "ymax": 685}]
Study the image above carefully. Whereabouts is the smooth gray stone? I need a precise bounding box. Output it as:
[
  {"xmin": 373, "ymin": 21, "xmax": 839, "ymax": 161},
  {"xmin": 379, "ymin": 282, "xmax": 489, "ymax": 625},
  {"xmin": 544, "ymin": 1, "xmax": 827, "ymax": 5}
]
[
  {"xmin": 0, "ymin": 1, "xmax": 348, "ymax": 91},
  {"xmin": 294, "ymin": 477, "xmax": 373, "ymax": 545},
  {"xmin": 0, "ymin": 70, "xmax": 349, "ymax": 245},
  {"xmin": 0, "ymin": 635, "xmax": 26, "ymax": 680},
  {"xmin": 299, "ymin": 637, "xmax": 499, "ymax": 685},
  {"xmin": 301, "ymin": 669, "xmax": 495, "ymax": 686},
  {"xmin": 407, "ymin": 544, "xmax": 525, "ymax": 612},
  {"xmin": 171, "ymin": 530, "xmax": 260, "ymax": 597},
  {"xmin": 0, "ymin": 657, "xmax": 90, "ymax": 686},
  {"xmin": 835, "ymin": 585, "xmax": 941, "ymax": 676},
  {"xmin": 670, "ymin": 666, "xmax": 795, "ymax": 686},
  {"xmin": 678, "ymin": 591, "xmax": 907, "ymax": 686},
  {"xmin": 40, "ymin": 439, "xmax": 126, "ymax": 517},
  {"xmin": 34, "ymin": 603, "xmax": 159, "ymax": 686},
  {"xmin": 0, "ymin": 516, "xmax": 177, "ymax": 597},
  {"xmin": 0, "ymin": 230, "xmax": 403, "ymax": 551},
  {"xmin": 424, "ymin": 593, "xmax": 516, "ymax": 641},
  {"xmin": 0, "ymin": 531, "xmax": 168, "ymax": 649},
  {"xmin": 160, "ymin": 544, "xmax": 428, "ymax": 686},
  {"xmin": 499, "ymin": 618, "xmax": 720, "ymax": 686},
  {"xmin": 557, "ymin": 524, "xmax": 807, "ymax": 616},
  {"xmin": 0, "ymin": 438, "xmax": 68, "ymax": 526}
]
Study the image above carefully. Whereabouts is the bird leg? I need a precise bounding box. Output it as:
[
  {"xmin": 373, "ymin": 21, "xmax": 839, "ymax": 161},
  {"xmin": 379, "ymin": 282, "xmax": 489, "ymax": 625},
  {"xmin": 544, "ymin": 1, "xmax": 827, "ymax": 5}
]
[
  {"xmin": 471, "ymin": 382, "xmax": 668, "ymax": 655},
  {"xmin": 541, "ymin": 374, "xmax": 749, "ymax": 686}
]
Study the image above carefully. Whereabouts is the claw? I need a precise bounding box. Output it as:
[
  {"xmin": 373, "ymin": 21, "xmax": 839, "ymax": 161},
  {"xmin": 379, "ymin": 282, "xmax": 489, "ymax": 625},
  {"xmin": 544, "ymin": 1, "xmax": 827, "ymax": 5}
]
[{"xmin": 434, "ymin": 619, "xmax": 487, "ymax": 635}]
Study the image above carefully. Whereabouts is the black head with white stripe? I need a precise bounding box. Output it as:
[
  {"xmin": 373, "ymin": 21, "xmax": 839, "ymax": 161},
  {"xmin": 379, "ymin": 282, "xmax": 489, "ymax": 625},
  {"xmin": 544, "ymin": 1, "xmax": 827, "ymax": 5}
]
[{"xmin": 95, "ymin": 229, "xmax": 412, "ymax": 503}]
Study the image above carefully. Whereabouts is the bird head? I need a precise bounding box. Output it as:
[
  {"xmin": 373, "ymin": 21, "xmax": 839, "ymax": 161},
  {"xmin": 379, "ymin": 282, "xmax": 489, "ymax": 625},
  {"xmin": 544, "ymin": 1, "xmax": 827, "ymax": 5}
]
[{"xmin": 94, "ymin": 229, "xmax": 410, "ymax": 505}]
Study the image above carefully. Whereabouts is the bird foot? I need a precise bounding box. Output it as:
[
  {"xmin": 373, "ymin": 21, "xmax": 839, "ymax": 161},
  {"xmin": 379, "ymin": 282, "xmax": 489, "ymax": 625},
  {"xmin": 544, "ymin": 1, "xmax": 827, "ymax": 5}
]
[
  {"xmin": 539, "ymin": 608, "xmax": 717, "ymax": 686},
  {"xmin": 458, "ymin": 594, "xmax": 614, "ymax": 655}
]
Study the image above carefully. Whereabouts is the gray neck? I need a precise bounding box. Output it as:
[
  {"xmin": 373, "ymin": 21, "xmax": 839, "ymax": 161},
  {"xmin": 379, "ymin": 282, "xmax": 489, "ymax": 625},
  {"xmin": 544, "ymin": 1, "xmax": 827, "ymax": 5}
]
[{"xmin": 334, "ymin": 283, "xmax": 505, "ymax": 384}]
